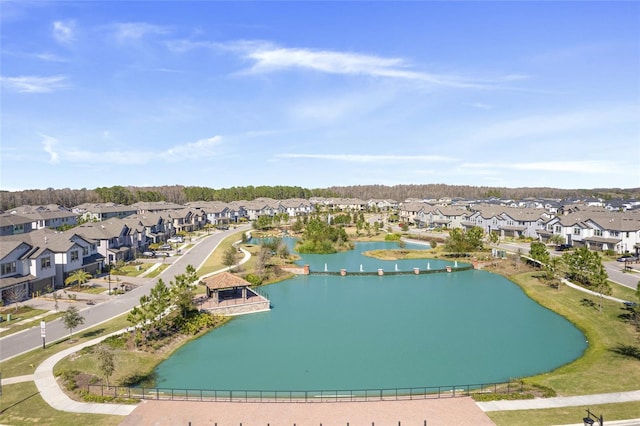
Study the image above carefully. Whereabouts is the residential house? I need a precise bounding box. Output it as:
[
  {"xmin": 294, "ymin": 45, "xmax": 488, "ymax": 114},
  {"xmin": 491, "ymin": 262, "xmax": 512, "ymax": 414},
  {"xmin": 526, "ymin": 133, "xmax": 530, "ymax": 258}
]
[
  {"xmin": 0, "ymin": 213, "xmax": 33, "ymax": 236},
  {"xmin": 366, "ymin": 199, "xmax": 399, "ymax": 211},
  {"xmin": 73, "ymin": 203, "xmax": 137, "ymax": 222},
  {"xmin": 416, "ymin": 206, "xmax": 469, "ymax": 229},
  {"xmin": 399, "ymin": 202, "xmax": 431, "ymax": 225},
  {"xmin": 541, "ymin": 210, "xmax": 640, "ymax": 253},
  {"xmin": 0, "ymin": 228, "xmax": 103, "ymax": 303},
  {"xmin": 279, "ymin": 198, "xmax": 313, "ymax": 218},
  {"xmin": 8, "ymin": 205, "xmax": 79, "ymax": 230},
  {"xmin": 167, "ymin": 208, "xmax": 207, "ymax": 233},
  {"xmin": 186, "ymin": 201, "xmax": 231, "ymax": 226},
  {"xmin": 131, "ymin": 201, "xmax": 185, "ymax": 214}
]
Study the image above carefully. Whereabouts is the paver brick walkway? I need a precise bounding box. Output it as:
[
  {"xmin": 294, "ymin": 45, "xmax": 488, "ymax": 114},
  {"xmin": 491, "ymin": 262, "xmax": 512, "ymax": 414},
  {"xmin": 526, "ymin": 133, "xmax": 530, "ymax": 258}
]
[{"xmin": 119, "ymin": 397, "xmax": 496, "ymax": 426}]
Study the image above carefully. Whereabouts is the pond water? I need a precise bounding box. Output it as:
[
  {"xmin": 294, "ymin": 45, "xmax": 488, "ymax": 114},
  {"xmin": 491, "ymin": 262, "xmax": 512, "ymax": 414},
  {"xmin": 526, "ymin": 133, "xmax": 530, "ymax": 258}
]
[{"xmin": 154, "ymin": 240, "xmax": 586, "ymax": 392}]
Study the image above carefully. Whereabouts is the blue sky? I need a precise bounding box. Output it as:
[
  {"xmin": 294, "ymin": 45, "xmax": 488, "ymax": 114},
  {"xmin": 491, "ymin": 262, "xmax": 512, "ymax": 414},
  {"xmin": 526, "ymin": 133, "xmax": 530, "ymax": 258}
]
[{"xmin": 1, "ymin": 1, "xmax": 639, "ymax": 192}]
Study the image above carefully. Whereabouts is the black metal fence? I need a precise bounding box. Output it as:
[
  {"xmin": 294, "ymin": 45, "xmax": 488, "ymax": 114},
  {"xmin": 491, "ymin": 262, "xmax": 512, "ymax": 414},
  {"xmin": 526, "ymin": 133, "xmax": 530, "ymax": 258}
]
[{"xmin": 87, "ymin": 381, "xmax": 524, "ymax": 403}]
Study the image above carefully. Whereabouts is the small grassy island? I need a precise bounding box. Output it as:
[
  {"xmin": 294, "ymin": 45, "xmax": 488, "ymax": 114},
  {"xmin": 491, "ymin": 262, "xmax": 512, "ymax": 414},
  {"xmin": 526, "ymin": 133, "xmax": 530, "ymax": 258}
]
[{"xmin": 295, "ymin": 217, "xmax": 354, "ymax": 254}]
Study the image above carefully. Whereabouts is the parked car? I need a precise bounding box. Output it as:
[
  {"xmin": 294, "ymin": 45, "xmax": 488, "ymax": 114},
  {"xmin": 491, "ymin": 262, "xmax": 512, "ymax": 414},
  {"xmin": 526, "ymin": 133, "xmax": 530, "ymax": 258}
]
[
  {"xmin": 142, "ymin": 251, "xmax": 156, "ymax": 257},
  {"xmin": 167, "ymin": 236, "xmax": 184, "ymax": 243},
  {"xmin": 157, "ymin": 252, "xmax": 171, "ymax": 257},
  {"xmin": 158, "ymin": 244, "xmax": 172, "ymax": 251},
  {"xmin": 555, "ymin": 244, "xmax": 572, "ymax": 251},
  {"xmin": 617, "ymin": 255, "xmax": 639, "ymax": 262}
]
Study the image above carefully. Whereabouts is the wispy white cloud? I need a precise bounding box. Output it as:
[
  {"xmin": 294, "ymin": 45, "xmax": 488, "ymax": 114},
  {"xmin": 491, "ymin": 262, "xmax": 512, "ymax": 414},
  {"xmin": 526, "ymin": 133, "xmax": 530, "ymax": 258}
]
[
  {"xmin": 467, "ymin": 102, "xmax": 492, "ymax": 110},
  {"xmin": 43, "ymin": 135, "xmax": 223, "ymax": 166},
  {"xmin": 1, "ymin": 50, "xmax": 67, "ymax": 62},
  {"xmin": 160, "ymin": 136, "xmax": 222, "ymax": 161},
  {"xmin": 170, "ymin": 39, "xmax": 508, "ymax": 89},
  {"xmin": 39, "ymin": 133, "xmax": 60, "ymax": 164},
  {"xmin": 111, "ymin": 22, "xmax": 171, "ymax": 43},
  {"xmin": 1, "ymin": 75, "xmax": 69, "ymax": 93},
  {"xmin": 52, "ymin": 20, "xmax": 76, "ymax": 44},
  {"xmin": 34, "ymin": 52, "xmax": 67, "ymax": 62},
  {"xmin": 231, "ymin": 41, "xmax": 489, "ymax": 88},
  {"xmin": 277, "ymin": 153, "xmax": 458, "ymax": 163}
]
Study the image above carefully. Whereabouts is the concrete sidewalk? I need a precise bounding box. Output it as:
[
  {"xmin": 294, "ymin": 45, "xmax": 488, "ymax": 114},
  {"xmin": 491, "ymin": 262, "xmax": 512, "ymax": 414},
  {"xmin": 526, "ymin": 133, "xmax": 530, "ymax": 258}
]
[
  {"xmin": 476, "ymin": 390, "xmax": 640, "ymax": 411},
  {"xmin": 33, "ymin": 331, "xmax": 136, "ymax": 416}
]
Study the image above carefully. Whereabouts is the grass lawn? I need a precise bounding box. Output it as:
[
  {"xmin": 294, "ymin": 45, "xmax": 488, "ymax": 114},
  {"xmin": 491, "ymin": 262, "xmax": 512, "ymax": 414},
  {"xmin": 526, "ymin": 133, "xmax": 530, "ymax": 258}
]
[
  {"xmin": 0, "ymin": 382, "xmax": 122, "ymax": 426},
  {"xmin": 1, "ymin": 314, "xmax": 131, "ymax": 378},
  {"xmin": 512, "ymin": 272, "xmax": 640, "ymax": 395},
  {"xmin": 145, "ymin": 264, "xmax": 168, "ymax": 278},
  {"xmin": 0, "ymin": 311, "xmax": 65, "ymax": 338},
  {"xmin": 64, "ymin": 284, "xmax": 109, "ymax": 294},
  {"xmin": 196, "ymin": 230, "xmax": 246, "ymax": 276},
  {"xmin": 488, "ymin": 401, "xmax": 640, "ymax": 426}
]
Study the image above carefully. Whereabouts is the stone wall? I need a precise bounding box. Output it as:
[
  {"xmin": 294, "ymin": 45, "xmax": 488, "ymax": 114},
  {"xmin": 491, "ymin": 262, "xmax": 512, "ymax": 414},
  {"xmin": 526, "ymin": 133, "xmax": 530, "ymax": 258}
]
[{"xmin": 203, "ymin": 300, "xmax": 271, "ymax": 317}]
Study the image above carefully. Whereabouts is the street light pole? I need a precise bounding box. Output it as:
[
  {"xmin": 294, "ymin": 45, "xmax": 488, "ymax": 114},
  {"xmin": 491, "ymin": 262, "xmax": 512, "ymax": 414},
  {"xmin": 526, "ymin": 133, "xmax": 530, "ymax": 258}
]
[{"xmin": 108, "ymin": 262, "xmax": 111, "ymax": 295}]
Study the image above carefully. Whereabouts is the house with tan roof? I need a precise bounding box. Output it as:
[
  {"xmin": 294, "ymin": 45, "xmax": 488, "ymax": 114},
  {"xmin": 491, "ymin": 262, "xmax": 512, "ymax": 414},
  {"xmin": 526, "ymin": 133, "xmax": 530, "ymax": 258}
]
[{"xmin": 399, "ymin": 202, "xmax": 431, "ymax": 225}]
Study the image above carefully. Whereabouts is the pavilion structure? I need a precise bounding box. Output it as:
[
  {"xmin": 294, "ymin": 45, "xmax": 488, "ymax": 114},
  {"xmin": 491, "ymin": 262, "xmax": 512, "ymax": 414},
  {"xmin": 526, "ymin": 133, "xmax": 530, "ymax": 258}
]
[{"xmin": 199, "ymin": 272, "xmax": 270, "ymax": 316}]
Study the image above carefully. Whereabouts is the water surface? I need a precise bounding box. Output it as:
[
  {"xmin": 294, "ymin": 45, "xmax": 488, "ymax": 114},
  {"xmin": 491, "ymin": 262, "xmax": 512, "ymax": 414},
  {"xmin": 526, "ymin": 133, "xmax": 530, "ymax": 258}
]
[{"xmin": 155, "ymin": 242, "xmax": 586, "ymax": 391}]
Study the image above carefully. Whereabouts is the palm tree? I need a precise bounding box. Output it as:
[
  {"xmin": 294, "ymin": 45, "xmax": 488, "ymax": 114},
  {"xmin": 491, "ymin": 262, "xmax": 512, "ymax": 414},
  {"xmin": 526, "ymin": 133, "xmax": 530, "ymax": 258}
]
[{"xmin": 64, "ymin": 269, "xmax": 92, "ymax": 288}]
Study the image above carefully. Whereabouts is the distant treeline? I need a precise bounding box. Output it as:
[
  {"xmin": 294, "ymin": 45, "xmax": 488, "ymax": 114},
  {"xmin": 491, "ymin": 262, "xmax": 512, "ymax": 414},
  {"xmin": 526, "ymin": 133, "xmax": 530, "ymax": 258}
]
[
  {"xmin": 1, "ymin": 184, "xmax": 638, "ymax": 211},
  {"xmin": 326, "ymin": 184, "xmax": 640, "ymax": 202}
]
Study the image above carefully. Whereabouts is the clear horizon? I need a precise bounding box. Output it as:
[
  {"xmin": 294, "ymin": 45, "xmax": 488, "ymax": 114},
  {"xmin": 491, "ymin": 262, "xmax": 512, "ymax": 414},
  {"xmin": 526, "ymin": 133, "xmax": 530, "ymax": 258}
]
[{"xmin": 1, "ymin": 2, "xmax": 639, "ymax": 191}]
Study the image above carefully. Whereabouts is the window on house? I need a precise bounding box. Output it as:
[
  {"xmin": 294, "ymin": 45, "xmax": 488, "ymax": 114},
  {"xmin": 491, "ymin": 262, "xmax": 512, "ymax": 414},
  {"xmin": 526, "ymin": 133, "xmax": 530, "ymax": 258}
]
[
  {"xmin": 71, "ymin": 251, "xmax": 79, "ymax": 261},
  {"xmin": 1, "ymin": 261, "xmax": 17, "ymax": 275},
  {"xmin": 41, "ymin": 257, "xmax": 51, "ymax": 269},
  {"xmin": 594, "ymin": 229, "xmax": 602, "ymax": 237},
  {"xmin": 555, "ymin": 225, "xmax": 561, "ymax": 233},
  {"xmin": 82, "ymin": 246, "xmax": 89, "ymax": 256},
  {"xmin": 611, "ymin": 231, "xmax": 619, "ymax": 237},
  {"xmin": 573, "ymin": 227, "xmax": 581, "ymax": 235}
]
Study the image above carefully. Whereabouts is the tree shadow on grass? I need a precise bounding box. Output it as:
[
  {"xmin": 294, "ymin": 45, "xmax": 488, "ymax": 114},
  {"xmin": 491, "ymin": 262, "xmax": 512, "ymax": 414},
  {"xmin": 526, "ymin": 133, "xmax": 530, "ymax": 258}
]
[
  {"xmin": 609, "ymin": 344, "xmax": 640, "ymax": 360},
  {"xmin": 80, "ymin": 328, "xmax": 105, "ymax": 339}
]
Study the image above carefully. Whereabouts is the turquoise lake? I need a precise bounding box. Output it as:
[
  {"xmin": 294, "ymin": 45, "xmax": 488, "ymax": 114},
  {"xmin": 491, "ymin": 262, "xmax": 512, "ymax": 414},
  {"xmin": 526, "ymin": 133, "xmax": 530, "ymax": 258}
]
[{"xmin": 154, "ymin": 241, "xmax": 587, "ymax": 391}]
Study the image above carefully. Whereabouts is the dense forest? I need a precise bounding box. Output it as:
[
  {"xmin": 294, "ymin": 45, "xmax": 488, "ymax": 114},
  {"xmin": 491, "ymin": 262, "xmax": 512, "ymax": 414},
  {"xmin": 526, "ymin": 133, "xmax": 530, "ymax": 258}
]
[{"xmin": 1, "ymin": 184, "xmax": 638, "ymax": 211}]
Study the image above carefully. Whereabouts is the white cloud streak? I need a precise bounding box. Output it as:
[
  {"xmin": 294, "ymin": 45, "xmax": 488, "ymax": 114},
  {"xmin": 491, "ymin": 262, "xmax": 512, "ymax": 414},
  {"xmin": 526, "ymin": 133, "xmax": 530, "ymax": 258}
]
[
  {"xmin": 40, "ymin": 135, "xmax": 223, "ymax": 166},
  {"xmin": 52, "ymin": 20, "xmax": 76, "ymax": 44},
  {"xmin": 111, "ymin": 22, "xmax": 171, "ymax": 43},
  {"xmin": 170, "ymin": 39, "xmax": 505, "ymax": 89},
  {"xmin": 160, "ymin": 136, "xmax": 222, "ymax": 161},
  {"xmin": 39, "ymin": 133, "xmax": 60, "ymax": 164},
  {"xmin": 1, "ymin": 75, "xmax": 69, "ymax": 93},
  {"xmin": 235, "ymin": 42, "xmax": 488, "ymax": 88}
]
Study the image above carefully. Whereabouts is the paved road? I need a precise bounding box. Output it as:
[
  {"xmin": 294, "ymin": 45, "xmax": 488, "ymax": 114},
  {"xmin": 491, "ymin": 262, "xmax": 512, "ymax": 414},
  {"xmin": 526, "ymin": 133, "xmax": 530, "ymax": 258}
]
[
  {"xmin": 0, "ymin": 226, "xmax": 250, "ymax": 362},
  {"xmin": 492, "ymin": 241, "xmax": 640, "ymax": 290}
]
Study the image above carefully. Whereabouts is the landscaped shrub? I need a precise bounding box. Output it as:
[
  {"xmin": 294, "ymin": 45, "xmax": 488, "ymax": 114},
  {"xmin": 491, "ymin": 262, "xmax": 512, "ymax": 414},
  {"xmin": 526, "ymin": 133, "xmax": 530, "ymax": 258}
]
[
  {"xmin": 245, "ymin": 273, "xmax": 262, "ymax": 286},
  {"xmin": 384, "ymin": 233, "xmax": 401, "ymax": 241}
]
